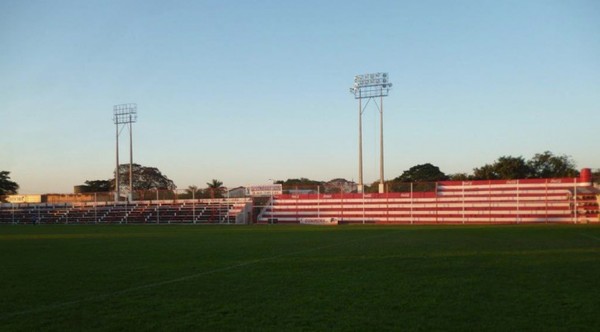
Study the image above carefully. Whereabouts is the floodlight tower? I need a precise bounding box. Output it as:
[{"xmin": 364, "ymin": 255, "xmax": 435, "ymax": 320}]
[
  {"xmin": 350, "ymin": 73, "xmax": 392, "ymax": 193},
  {"xmin": 113, "ymin": 104, "xmax": 137, "ymax": 202}
]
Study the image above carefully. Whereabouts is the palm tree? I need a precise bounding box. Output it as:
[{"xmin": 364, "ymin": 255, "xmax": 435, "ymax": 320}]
[
  {"xmin": 206, "ymin": 179, "xmax": 224, "ymax": 199},
  {"xmin": 184, "ymin": 185, "xmax": 203, "ymax": 199}
]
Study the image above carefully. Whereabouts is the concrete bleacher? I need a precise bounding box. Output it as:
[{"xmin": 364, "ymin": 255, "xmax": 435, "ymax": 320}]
[
  {"xmin": 258, "ymin": 176, "xmax": 599, "ymax": 224},
  {"xmin": 0, "ymin": 198, "xmax": 252, "ymax": 225}
]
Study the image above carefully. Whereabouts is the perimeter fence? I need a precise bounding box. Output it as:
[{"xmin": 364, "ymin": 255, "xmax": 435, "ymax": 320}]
[
  {"xmin": 277, "ymin": 181, "xmax": 437, "ymax": 195},
  {"xmin": 0, "ymin": 188, "xmax": 244, "ymax": 205}
]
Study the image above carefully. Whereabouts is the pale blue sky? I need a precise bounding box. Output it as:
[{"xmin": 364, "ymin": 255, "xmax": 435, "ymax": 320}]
[{"xmin": 1, "ymin": 0, "xmax": 599, "ymax": 194}]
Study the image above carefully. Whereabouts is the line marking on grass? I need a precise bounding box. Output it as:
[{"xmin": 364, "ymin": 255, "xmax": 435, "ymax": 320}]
[
  {"xmin": 0, "ymin": 229, "xmax": 396, "ymax": 321},
  {"xmin": 580, "ymin": 233, "xmax": 600, "ymax": 242}
]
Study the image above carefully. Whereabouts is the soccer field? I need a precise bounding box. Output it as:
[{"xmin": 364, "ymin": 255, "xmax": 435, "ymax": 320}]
[{"xmin": 1, "ymin": 224, "xmax": 599, "ymax": 331}]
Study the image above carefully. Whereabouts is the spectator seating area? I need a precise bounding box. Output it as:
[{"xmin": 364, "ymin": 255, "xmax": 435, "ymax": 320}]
[
  {"xmin": 258, "ymin": 177, "xmax": 599, "ymax": 224},
  {"xmin": 0, "ymin": 198, "xmax": 252, "ymax": 224}
]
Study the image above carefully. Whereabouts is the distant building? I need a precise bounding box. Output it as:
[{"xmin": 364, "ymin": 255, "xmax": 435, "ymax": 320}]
[{"xmin": 227, "ymin": 187, "xmax": 247, "ymax": 198}]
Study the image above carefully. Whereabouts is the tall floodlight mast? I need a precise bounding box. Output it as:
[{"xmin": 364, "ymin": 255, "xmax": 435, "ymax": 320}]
[
  {"xmin": 113, "ymin": 104, "xmax": 137, "ymax": 202},
  {"xmin": 350, "ymin": 73, "xmax": 392, "ymax": 193}
]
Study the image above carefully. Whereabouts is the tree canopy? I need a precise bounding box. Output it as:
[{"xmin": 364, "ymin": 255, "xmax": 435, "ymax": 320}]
[
  {"xmin": 82, "ymin": 164, "xmax": 176, "ymax": 193},
  {"xmin": 448, "ymin": 173, "xmax": 471, "ymax": 181},
  {"xmin": 80, "ymin": 180, "xmax": 111, "ymax": 192},
  {"xmin": 206, "ymin": 179, "xmax": 224, "ymax": 198},
  {"xmin": 471, "ymin": 152, "xmax": 579, "ymax": 180},
  {"xmin": 389, "ymin": 151, "xmax": 581, "ymax": 185},
  {"xmin": 114, "ymin": 164, "xmax": 176, "ymax": 191},
  {"xmin": 527, "ymin": 151, "xmax": 579, "ymax": 178},
  {"xmin": 393, "ymin": 163, "xmax": 448, "ymax": 182},
  {"xmin": 183, "ymin": 185, "xmax": 204, "ymax": 199},
  {"xmin": 0, "ymin": 171, "xmax": 19, "ymax": 195},
  {"xmin": 473, "ymin": 156, "xmax": 530, "ymax": 180},
  {"xmin": 276, "ymin": 178, "xmax": 323, "ymax": 187},
  {"xmin": 593, "ymin": 169, "xmax": 600, "ymax": 185}
]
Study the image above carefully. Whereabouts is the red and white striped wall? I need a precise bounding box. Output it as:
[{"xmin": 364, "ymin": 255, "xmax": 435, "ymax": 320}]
[{"xmin": 258, "ymin": 169, "xmax": 599, "ymax": 224}]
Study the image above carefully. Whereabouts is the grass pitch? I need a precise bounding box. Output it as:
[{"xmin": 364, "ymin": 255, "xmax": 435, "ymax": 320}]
[{"xmin": 1, "ymin": 224, "xmax": 599, "ymax": 331}]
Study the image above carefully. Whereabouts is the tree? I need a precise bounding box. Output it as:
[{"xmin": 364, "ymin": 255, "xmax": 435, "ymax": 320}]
[
  {"xmin": 114, "ymin": 164, "xmax": 176, "ymax": 191},
  {"xmin": 364, "ymin": 181, "xmax": 380, "ymax": 193},
  {"xmin": 471, "ymin": 152, "xmax": 579, "ymax": 180},
  {"xmin": 593, "ymin": 169, "xmax": 600, "ymax": 185},
  {"xmin": 527, "ymin": 151, "xmax": 579, "ymax": 178},
  {"xmin": 182, "ymin": 185, "xmax": 203, "ymax": 199},
  {"xmin": 393, "ymin": 163, "xmax": 448, "ymax": 182},
  {"xmin": 0, "ymin": 171, "xmax": 19, "ymax": 195},
  {"xmin": 472, "ymin": 156, "xmax": 531, "ymax": 180},
  {"xmin": 472, "ymin": 164, "xmax": 496, "ymax": 180},
  {"xmin": 81, "ymin": 180, "xmax": 111, "ymax": 192},
  {"xmin": 324, "ymin": 178, "xmax": 355, "ymax": 193},
  {"xmin": 206, "ymin": 179, "xmax": 224, "ymax": 199},
  {"xmin": 278, "ymin": 178, "xmax": 323, "ymax": 187},
  {"xmin": 277, "ymin": 178, "xmax": 324, "ymax": 193},
  {"xmin": 448, "ymin": 173, "xmax": 472, "ymax": 181}
]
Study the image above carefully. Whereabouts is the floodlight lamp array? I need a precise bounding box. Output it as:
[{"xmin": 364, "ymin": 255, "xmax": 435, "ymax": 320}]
[
  {"xmin": 354, "ymin": 72, "xmax": 391, "ymax": 88},
  {"xmin": 113, "ymin": 103, "xmax": 138, "ymax": 124},
  {"xmin": 350, "ymin": 72, "xmax": 392, "ymax": 99}
]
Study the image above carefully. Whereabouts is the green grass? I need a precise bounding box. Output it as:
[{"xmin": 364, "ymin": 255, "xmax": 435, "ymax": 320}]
[{"xmin": 1, "ymin": 224, "xmax": 599, "ymax": 331}]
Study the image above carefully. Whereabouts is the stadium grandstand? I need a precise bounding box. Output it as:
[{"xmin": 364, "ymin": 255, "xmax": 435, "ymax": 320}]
[
  {"xmin": 258, "ymin": 168, "xmax": 600, "ymax": 224},
  {"xmin": 0, "ymin": 197, "xmax": 252, "ymax": 225},
  {"xmin": 1, "ymin": 169, "xmax": 598, "ymax": 225}
]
